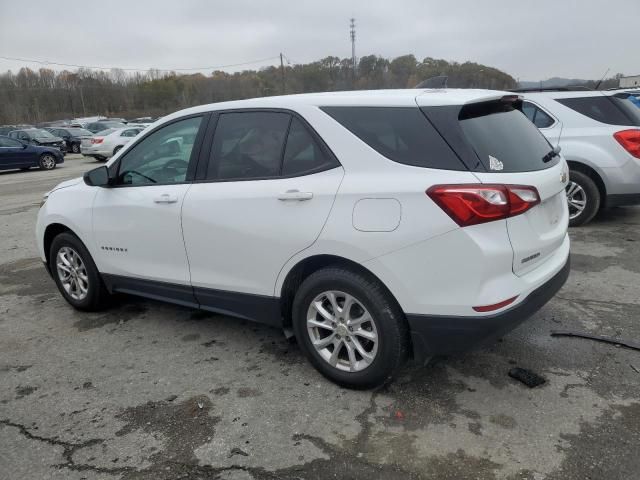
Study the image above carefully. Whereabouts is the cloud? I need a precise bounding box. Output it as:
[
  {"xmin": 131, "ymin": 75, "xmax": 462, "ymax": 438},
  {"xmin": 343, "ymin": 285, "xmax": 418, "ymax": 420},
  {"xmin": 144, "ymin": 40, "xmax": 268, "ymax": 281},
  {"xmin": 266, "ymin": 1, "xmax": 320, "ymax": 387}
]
[{"xmin": 0, "ymin": 0, "xmax": 636, "ymax": 80}]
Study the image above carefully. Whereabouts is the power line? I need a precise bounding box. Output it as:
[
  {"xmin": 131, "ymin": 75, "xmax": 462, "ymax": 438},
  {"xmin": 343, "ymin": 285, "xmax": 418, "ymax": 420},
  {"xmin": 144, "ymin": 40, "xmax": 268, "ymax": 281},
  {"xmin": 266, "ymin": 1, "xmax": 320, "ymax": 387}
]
[{"xmin": 0, "ymin": 54, "xmax": 281, "ymax": 72}]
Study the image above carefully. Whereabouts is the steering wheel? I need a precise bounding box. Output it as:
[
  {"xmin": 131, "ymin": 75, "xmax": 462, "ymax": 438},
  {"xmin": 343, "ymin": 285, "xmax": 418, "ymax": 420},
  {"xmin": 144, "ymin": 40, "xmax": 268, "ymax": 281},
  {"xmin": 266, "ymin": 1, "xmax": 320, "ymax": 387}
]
[{"xmin": 163, "ymin": 158, "xmax": 189, "ymax": 170}]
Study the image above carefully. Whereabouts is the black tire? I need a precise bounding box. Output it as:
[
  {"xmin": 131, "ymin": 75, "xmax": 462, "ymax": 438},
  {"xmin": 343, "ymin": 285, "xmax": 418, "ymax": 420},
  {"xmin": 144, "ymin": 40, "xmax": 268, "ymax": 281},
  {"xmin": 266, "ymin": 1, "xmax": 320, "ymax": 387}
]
[
  {"xmin": 567, "ymin": 170, "xmax": 600, "ymax": 227},
  {"xmin": 49, "ymin": 232, "xmax": 110, "ymax": 311},
  {"xmin": 292, "ymin": 267, "xmax": 409, "ymax": 389},
  {"xmin": 113, "ymin": 145, "xmax": 123, "ymax": 156},
  {"xmin": 71, "ymin": 143, "xmax": 80, "ymax": 153},
  {"xmin": 39, "ymin": 153, "xmax": 57, "ymax": 170}
]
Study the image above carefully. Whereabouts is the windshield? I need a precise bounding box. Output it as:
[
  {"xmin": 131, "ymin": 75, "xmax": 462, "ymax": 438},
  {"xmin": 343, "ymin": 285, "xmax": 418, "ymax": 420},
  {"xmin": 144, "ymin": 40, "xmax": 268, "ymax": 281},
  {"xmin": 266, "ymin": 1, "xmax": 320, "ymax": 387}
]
[
  {"xmin": 95, "ymin": 128, "xmax": 116, "ymax": 136},
  {"xmin": 31, "ymin": 129, "xmax": 55, "ymax": 138},
  {"xmin": 67, "ymin": 128, "xmax": 93, "ymax": 136}
]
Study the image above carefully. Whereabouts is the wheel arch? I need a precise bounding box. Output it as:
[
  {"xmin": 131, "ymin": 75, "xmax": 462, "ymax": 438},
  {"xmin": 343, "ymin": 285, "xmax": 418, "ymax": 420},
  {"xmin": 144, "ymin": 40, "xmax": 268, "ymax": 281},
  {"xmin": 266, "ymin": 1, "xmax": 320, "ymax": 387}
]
[
  {"xmin": 566, "ymin": 160, "xmax": 607, "ymax": 205},
  {"xmin": 279, "ymin": 254, "xmax": 405, "ymax": 331},
  {"xmin": 43, "ymin": 223, "xmax": 75, "ymax": 266}
]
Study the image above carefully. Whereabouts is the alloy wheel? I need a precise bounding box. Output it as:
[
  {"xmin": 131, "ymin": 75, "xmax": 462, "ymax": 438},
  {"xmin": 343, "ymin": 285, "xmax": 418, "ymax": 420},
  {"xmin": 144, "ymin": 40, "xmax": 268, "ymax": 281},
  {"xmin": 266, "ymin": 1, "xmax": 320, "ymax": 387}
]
[
  {"xmin": 56, "ymin": 247, "xmax": 89, "ymax": 301},
  {"xmin": 41, "ymin": 154, "xmax": 56, "ymax": 170},
  {"xmin": 306, "ymin": 290, "xmax": 378, "ymax": 372},
  {"xmin": 566, "ymin": 180, "xmax": 587, "ymax": 220}
]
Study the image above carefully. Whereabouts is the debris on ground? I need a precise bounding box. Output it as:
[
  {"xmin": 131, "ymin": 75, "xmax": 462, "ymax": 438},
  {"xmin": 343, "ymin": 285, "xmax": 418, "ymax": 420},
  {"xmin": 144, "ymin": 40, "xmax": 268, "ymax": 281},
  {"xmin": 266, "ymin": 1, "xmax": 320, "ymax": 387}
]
[
  {"xmin": 631, "ymin": 365, "xmax": 640, "ymax": 374},
  {"xmin": 551, "ymin": 330, "xmax": 640, "ymax": 352},
  {"xmin": 508, "ymin": 367, "xmax": 546, "ymax": 388}
]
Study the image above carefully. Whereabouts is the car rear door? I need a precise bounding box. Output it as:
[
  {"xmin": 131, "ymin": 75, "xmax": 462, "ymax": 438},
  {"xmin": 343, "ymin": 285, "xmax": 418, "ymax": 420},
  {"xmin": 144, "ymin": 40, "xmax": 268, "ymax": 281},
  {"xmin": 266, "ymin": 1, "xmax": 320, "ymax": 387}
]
[
  {"xmin": 181, "ymin": 110, "xmax": 343, "ymax": 315},
  {"xmin": 422, "ymin": 97, "xmax": 569, "ymax": 276}
]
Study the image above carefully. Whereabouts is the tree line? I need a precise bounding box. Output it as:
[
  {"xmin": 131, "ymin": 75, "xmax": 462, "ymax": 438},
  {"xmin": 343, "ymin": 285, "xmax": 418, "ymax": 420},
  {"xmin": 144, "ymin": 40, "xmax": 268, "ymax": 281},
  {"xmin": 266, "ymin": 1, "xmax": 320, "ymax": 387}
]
[{"xmin": 1, "ymin": 54, "xmax": 519, "ymax": 124}]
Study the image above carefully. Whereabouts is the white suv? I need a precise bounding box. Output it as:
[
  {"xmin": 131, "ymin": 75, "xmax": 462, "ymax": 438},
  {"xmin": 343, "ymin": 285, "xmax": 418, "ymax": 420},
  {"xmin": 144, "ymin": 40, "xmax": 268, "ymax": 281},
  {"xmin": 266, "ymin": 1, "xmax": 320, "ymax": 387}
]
[
  {"xmin": 519, "ymin": 89, "xmax": 640, "ymax": 225},
  {"xmin": 36, "ymin": 90, "xmax": 570, "ymax": 388}
]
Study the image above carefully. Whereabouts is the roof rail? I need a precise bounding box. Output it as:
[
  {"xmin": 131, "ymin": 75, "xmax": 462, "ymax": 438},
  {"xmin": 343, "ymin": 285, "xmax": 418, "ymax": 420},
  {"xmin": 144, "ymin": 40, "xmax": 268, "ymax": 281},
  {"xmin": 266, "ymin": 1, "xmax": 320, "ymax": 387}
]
[{"xmin": 509, "ymin": 85, "xmax": 592, "ymax": 93}]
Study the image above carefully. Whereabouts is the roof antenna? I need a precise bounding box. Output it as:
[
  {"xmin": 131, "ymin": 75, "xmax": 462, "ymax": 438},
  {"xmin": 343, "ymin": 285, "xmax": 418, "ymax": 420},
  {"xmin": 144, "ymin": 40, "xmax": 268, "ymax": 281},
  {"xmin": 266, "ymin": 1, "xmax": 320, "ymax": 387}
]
[
  {"xmin": 595, "ymin": 67, "xmax": 610, "ymax": 90},
  {"xmin": 415, "ymin": 75, "xmax": 448, "ymax": 89}
]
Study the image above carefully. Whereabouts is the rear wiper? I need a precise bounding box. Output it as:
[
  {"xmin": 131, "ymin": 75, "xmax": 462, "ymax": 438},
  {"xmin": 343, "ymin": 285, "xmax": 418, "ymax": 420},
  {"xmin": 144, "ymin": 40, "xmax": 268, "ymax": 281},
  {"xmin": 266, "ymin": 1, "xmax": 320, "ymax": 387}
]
[{"xmin": 542, "ymin": 146, "xmax": 562, "ymax": 163}]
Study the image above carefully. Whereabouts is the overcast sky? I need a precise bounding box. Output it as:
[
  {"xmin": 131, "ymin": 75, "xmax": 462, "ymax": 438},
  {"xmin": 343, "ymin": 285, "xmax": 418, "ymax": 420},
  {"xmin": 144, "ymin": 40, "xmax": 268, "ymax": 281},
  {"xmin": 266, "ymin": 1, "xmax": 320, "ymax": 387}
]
[{"xmin": 0, "ymin": 0, "xmax": 637, "ymax": 81}]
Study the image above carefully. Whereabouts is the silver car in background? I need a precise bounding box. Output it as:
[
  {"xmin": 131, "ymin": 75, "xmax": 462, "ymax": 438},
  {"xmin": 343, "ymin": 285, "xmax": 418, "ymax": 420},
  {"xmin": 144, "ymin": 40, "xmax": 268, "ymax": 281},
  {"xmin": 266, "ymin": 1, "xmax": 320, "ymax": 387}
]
[
  {"xmin": 80, "ymin": 127, "xmax": 144, "ymax": 161},
  {"xmin": 519, "ymin": 88, "xmax": 640, "ymax": 225}
]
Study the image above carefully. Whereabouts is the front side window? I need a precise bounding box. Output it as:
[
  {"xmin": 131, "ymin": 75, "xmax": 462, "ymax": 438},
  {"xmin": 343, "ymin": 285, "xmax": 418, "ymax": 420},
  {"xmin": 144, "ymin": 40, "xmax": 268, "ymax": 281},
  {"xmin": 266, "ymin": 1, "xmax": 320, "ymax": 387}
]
[
  {"xmin": 207, "ymin": 112, "xmax": 290, "ymax": 180},
  {"xmin": 0, "ymin": 137, "xmax": 22, "ymax": 147},
  {"xmin": 115, "ymin": 116, "xmax": 203, "ymax": 186},
  {"xmin": 120, "ymin": 129, "xmax": 140, "ymax": 138}
]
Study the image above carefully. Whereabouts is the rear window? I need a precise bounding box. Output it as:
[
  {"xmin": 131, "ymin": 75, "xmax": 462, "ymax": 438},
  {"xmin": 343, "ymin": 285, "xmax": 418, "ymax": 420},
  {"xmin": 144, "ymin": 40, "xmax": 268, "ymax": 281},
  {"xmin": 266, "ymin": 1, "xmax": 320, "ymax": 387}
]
[
  {"xmin": 457, "ymin": 101, "xmax": 557, "ymax": 172},
  {"xmin": 321, "ymin": 107, "xmax": 465, "ymax": 170},
  {"xmin": 556, "ymin": 95, "xmax": 640, "ymax": 126}
]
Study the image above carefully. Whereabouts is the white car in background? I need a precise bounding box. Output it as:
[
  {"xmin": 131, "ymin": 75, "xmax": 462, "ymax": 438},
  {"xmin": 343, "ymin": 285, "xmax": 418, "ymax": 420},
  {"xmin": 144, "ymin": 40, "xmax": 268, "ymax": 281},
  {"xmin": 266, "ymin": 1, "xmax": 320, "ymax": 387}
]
[
  {"xmin": 518, "ymin": 88, "xmax": 640, "ymax": 226},
  {"xmin": 80, "ymin": 127, "xmax": 144, "ymax": 161},
  {"xmin": 37, "ymin": 89, "xmax": 570, "ymax": 388}
]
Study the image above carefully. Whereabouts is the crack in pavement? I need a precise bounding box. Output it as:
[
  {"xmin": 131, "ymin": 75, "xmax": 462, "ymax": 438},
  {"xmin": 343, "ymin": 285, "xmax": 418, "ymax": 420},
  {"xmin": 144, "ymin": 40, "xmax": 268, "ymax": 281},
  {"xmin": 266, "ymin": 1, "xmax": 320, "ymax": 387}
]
[{"xmin": 0, "ymin": 419, "xmax": 130, "ymax": 476}]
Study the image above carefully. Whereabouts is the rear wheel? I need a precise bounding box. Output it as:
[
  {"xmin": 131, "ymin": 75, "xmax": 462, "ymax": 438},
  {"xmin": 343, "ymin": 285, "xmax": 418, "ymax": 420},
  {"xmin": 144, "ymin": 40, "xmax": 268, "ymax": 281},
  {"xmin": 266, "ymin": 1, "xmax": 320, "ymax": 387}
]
[
  {"xmin": 39, "ymin": 154, "xmax": 56, "ymax": 170},
  {"xmin": 567, "ymin": 170, "xmax": 600, "ymax": 227},
  {"xmin": 71, "ymin": 143, "xmax": 80, "ymax": 153},
  {"xmin": 292, "ymin": 267, "xmax": 409, "ymax": 389},
  {"xmin": 49, "ymin": 232, "xmax": 110, "ymax": 311},
  {"xmin": 113, "ymin": 145, "xmax": 123, "ymax": 156}
]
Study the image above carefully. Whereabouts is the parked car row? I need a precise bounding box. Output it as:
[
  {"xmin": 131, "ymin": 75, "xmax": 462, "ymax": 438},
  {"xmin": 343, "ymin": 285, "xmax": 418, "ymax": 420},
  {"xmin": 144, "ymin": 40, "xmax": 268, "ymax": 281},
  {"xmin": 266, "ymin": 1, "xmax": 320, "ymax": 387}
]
[{"xmin": 515, "ymin": 87, "xmax": 640, "ymax": 225}]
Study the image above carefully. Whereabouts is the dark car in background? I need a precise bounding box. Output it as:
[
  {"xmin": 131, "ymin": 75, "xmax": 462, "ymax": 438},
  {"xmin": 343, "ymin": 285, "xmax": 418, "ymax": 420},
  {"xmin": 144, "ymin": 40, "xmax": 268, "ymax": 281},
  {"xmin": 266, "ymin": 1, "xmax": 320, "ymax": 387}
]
[
  {"xmin": 85, "ymin": 121, "xmax": 126, "ymax": 134},
  {"xmin": 0, "ymin": 125, "xmax": 33, "ymax": 136},
  {"xmin": 44, "ymin": 127, "xmax": 94, "ymax": 154},
  {"xmin": 0, "ymin": 135, "xmax": 64, "ymax": 171},
  {"xmin": 7, "ymin": 128, "xmax": 66, "ymax": 152}
]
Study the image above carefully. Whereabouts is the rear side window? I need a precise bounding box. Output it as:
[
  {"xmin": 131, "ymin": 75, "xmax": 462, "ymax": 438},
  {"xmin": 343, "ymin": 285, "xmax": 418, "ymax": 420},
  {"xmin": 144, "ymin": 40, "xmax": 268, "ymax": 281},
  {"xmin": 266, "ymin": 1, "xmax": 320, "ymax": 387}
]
[
  {"xmin": 321, "ymin": 107, "xmax": 465, "ymax": 170},
  {"xmin": 556, "ymin": 95, "xmax": 640, "ymax": 126},
  {"xmin": 457, "ymin": 101, "xmax": 556, "ymax": 172},
  {"xmin": 208, "ymin": 112, "xmax": 290, "ymax": 180},
  {"xmin": 522, "ymin": 101, "xmax": 555, "ymax": 128},
  {"xmin": 282, "ymin": 117, "xmax": 338, "ymax": 176}
]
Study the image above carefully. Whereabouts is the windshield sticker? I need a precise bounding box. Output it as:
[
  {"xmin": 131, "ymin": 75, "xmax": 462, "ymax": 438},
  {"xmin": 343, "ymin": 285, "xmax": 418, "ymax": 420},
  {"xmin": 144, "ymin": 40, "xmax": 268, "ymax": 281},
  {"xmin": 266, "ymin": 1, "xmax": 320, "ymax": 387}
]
[{"xmin": 489, "ymin": 155, "xmax": 504, "ymax": 171}]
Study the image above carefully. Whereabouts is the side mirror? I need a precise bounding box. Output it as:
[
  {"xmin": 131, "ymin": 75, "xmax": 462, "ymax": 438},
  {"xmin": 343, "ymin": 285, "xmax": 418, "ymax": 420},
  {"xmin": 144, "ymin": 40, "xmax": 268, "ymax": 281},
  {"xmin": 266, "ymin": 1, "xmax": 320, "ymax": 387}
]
[
  {"xmin": 84, "ymin": 166, "xmax": 110, "ymax": 187},
  {"xmin": 22, "ymin": 142, "xmax": 28, "ymax": 149}
]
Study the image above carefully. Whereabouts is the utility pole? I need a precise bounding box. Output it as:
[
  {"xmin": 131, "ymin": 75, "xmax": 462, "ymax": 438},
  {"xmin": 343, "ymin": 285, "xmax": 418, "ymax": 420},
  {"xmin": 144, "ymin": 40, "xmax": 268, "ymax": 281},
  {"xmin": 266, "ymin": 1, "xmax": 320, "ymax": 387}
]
[
  {"xmin": 350, "ymin": 18, "xmax": 357, "ymax": 84},
  {"xmin": 279, "ymin": 53, "xmax": 286, "ymax": 94}
]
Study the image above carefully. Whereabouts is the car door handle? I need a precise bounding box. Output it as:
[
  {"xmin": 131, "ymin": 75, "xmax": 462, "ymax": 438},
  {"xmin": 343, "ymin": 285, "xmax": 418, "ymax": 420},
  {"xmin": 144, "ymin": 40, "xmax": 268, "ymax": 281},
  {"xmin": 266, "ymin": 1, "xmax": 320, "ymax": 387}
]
[
  {"xmin": 277, "ymin": 190, "xmax": 313, "ymax": 201},
  {"xmin": 153, "ymin": 193, "xmax": 178, "ymax": 204}
]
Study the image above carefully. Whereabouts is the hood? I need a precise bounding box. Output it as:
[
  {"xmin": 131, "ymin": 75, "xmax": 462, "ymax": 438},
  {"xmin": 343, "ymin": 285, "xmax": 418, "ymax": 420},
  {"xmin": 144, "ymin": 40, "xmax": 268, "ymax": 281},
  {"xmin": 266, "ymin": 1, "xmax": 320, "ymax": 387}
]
[{"xmin": 48, "ymin": 177, "xmax": 83, "ymax": 195}]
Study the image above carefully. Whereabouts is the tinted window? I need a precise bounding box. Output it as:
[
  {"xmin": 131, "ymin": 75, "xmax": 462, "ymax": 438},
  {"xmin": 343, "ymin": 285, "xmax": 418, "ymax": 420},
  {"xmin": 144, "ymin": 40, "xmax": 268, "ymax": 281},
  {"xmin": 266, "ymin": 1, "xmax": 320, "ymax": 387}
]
[
  {"xmin": 321, "ymin": 107, "xmax": 464, "ymax": 170},
  {"xmin": 115, "ymin": 116, "xmax": 203, "ymax": 186},
  {"xmin": 282, "ymin": 117, "xmax": 338, "ymax": 176},
  {"xmin": 0, "ymin": 137, "xmax": 21, "ymax": 147},
  {"xmin": 556, "ymin": 95, "xmax": 640, "ymax": 126},
  {"xmin": 458, "ymin": 101, "xmax": 556, "ymax": 172},
  {"xmin": 522, "ymin": 101, "xmax": 555, "ymax": 128},
  {"xmin": 120, "ymin": 129, "xmax": 140, "ymax": 138},
  {"xmin": 208, "ymin": 112, "xmax": 290, "ymax": 180}
]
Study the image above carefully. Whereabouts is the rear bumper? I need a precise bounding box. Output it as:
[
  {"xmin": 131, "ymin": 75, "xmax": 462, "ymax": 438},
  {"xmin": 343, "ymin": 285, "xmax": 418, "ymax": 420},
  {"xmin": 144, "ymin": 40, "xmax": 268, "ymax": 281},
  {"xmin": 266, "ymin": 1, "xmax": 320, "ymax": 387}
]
[{"xmin": 406, "ymin": 255, "xmax": 570, "ymax": 363}]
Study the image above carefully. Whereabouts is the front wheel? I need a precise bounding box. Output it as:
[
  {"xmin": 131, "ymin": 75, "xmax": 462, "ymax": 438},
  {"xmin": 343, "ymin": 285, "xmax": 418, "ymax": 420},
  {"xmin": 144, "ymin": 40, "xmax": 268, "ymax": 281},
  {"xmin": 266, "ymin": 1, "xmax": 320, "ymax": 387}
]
[
  {"xmin": 39, "ymin": 153, "xmax": 57, "ymax": 170},
  {"xmin": 292, "ymin": 267, "xmax": 409, "ymax": 389},
  {"xmin": 566, "ymin": 170, "xmax": 600, "ymax": 227},
  {"xmin": 71, "ymin": 143, "xmax": 80, "ymax": 153},
  {"xmin": 49, "ymin": 232, "xmax": 110, "ymax": 311}
]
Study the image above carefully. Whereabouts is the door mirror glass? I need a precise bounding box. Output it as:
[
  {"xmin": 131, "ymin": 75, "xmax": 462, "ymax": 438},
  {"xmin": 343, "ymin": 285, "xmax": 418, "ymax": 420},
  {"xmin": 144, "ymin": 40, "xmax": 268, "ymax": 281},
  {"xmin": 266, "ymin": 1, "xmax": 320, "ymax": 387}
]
[{"xmin": 84, "ymin": 166, "xmax": 110, "ymax": 187}]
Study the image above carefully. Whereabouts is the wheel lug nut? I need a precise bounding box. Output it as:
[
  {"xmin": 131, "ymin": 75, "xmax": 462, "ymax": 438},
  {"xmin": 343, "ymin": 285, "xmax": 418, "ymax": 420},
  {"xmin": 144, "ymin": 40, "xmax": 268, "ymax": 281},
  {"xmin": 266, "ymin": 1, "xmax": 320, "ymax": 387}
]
[
  {"xmin": 346, "ymin": 337, "xmax": 351, "ymax": 342},
  {"xmin": 348, "ymin": 326, "xmax": 353, "ymax": 332},
  {"xmin": 336, "ymin": 334, "xmax": 341, "ymax": 339}
]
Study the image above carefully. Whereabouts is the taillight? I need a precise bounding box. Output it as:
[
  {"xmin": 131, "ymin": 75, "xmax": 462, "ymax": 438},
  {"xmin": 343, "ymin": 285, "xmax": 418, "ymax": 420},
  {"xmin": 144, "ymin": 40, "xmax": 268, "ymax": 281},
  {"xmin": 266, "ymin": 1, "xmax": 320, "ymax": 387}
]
[
  {"xmin": 91, "ymin": 138, "xmax": 103, "ymax": 144},
  {"xmin": 614, "ymin": 129, "xmax": 640, "ymax": 158},
  {"xmin": 426, "ymin": 184, "xmax": 540, "ymax": 227}
]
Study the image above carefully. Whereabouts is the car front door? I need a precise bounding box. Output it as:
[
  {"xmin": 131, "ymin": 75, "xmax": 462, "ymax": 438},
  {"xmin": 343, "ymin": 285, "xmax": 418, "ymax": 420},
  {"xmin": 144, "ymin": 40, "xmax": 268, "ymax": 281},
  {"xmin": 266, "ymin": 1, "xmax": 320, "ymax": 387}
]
[
  {"xmin": 91, "ymin": 114, "xmax": 208, "ymax": 303},
  {"xmin": 181, "ymin": 111, "xmax": 344, "ymax": 321},
  {"xmin": 0, "ymin": 137, "xmax": 22, "ymax": 168}
]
